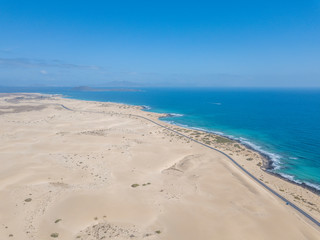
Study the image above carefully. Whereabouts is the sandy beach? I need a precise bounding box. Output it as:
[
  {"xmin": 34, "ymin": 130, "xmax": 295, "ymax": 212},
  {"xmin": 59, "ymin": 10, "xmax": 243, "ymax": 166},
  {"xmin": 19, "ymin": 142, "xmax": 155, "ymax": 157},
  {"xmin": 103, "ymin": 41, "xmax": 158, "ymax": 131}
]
[{"xmin": 0, "ymin": 93, "xmax": 319, "ymax": 240}]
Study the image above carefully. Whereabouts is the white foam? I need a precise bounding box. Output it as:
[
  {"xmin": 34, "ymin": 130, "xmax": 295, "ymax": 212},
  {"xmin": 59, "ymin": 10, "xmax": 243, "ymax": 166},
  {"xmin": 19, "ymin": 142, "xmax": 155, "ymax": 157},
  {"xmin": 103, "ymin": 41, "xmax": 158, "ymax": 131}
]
[
  {"xmin": 278, "ymin": 173, "xmax": 301, "ymax": 183},
  {"xmin": 162, "ymin": 121, "xmax": 189, "ymax": 128},
  {"xmin": 166, "ymin": 113, "xmax": 184, "ymax": 117},
  {"xmin": 234, "ymin": 137, "xmax": 282, "ymax": 168},
  {"xmin": 141, "ymin": 105, "xmax": 151, "ymax": 110},
  {"xmin": 277, "ymin": 173, "xmax": 320, "ymax": 191},
  {"xmin": 211, "ymin": 102, "xmax": 222, "ymax": 105},
  {"xmin": 304, "ymin": 181, "xmax": 320, "ymax": 191}
]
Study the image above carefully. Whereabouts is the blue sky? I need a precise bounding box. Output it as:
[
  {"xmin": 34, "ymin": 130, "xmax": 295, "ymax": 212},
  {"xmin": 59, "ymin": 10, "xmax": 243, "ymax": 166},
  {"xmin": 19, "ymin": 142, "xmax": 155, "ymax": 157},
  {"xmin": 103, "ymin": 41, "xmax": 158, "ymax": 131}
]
[{"xmin": 0, "ymin": 0, "xmax": 320, "ymax": 87}]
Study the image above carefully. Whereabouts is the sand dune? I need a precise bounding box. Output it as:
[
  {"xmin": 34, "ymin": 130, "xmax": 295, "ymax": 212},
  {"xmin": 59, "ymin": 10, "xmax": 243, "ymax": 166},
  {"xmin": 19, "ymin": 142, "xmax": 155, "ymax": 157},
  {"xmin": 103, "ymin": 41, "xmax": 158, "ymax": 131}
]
[{"xmin": 0, "ymin": 94, "xmax": 319, "ymax": 239}]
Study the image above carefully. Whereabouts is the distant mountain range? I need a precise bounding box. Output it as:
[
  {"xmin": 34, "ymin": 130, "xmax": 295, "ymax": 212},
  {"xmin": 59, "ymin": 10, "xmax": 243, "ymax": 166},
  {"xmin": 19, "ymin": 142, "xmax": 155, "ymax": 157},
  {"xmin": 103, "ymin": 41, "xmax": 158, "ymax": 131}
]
[{"xmin": 72, "ymin": 86, "xmax": 142, "ymax": 92}]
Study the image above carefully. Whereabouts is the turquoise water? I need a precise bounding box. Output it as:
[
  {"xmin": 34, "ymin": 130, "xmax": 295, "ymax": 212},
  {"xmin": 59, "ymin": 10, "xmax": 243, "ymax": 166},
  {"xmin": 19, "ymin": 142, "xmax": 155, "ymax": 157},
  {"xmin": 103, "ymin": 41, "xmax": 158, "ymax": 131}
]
[{"xmin": 1, "ymin": 87, "xmax": 320, "ymax": 191}]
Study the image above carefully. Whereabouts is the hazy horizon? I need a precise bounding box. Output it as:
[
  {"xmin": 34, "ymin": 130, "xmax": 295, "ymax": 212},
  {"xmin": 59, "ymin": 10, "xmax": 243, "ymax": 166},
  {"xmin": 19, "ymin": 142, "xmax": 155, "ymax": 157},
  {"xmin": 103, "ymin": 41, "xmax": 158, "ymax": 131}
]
[{"xmin": 1, "ymin": 0, "xmax": 320, "ymax": 88}]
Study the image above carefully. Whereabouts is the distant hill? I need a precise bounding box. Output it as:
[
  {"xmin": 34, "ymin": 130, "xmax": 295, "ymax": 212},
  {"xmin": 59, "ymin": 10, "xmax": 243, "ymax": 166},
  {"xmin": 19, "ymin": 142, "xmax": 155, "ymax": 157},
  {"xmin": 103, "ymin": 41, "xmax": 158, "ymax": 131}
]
[{"xmin": 72, "ymin": 86, "xmax": 141, "ymax": 92}]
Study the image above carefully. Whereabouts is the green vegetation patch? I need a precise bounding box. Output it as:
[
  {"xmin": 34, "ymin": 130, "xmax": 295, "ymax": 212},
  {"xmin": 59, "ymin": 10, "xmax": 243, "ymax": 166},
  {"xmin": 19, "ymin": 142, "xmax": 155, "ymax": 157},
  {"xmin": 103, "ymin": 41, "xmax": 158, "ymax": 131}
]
[
  {"xmin": 214, "ymin": 136, "xmax": 233, "ymax": 144},
  {"xmin": 131, "ymin": 184, "xmax": 139, "ymax": 188},
  {"xmin": 54, "ymin": 219, "xmax": 62, "ymax": 223},
  {"xmin": 50, "ymin": 233, "xmax": 59, "ymax": 238}
]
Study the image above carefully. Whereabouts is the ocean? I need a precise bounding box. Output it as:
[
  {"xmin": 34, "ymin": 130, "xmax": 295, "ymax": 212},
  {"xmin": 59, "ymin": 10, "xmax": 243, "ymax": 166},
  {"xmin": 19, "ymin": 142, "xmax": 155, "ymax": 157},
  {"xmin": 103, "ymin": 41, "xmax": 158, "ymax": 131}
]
[{"xmin": 1, "ymin": 86, "xmax": 320, "ymax": 191}]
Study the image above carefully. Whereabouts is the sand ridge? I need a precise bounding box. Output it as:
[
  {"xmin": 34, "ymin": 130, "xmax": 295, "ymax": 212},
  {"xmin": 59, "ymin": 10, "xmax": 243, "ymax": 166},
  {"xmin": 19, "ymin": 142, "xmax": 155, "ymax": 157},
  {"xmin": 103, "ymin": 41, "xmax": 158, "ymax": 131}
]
[{"xmin": 0, "ymin": 93, "xmax": 319, "ymax": 239}]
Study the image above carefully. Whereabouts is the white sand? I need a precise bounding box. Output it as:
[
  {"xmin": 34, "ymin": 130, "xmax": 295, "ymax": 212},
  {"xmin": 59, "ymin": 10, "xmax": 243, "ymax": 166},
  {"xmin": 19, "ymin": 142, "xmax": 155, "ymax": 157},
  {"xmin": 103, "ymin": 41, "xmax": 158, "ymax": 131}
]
[{"xmin": 0, "ymin": 93, "xmax": 319, "ymax": 239}]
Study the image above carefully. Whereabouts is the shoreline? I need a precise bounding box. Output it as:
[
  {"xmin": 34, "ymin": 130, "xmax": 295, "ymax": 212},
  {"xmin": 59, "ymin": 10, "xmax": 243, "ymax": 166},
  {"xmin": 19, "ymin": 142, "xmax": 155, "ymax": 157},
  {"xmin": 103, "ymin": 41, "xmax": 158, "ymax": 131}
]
[
  {"xmin": 151, "ymin": 111, "xmax": 320, "ymax": 196},
  {"xmin": 174, "ymin": 124, "xmax": 320, "ymax": 195}
]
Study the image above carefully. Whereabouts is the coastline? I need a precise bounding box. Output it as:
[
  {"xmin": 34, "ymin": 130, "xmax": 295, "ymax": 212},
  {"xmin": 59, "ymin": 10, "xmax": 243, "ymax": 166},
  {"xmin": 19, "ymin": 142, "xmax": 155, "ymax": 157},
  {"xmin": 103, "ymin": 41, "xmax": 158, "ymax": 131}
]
[
  {"xmin": 166, "ymin": 121, "xmax": 320, "ymax": 195},
  {"xmin": 143, "ymin": 108, "xmax": 320, "ymax": 218},
  {"xmin": 0, "ymin": 93, "xmax": 319, "ymax": 239},
  {"xmin": 151, "ymin": 109, "xmax": 320, "ymax": 195},
  {"xmin": 155, "ymin": 116, "xmax": 320, "ymax": 219}
]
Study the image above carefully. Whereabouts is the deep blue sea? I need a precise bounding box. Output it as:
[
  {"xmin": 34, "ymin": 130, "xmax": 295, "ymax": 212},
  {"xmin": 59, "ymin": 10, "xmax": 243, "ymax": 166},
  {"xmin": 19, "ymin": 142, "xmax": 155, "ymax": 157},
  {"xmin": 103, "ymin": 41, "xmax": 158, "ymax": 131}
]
[{"xmin": 1, "ymin": 86, "xmax": 320, "ymax": 191}]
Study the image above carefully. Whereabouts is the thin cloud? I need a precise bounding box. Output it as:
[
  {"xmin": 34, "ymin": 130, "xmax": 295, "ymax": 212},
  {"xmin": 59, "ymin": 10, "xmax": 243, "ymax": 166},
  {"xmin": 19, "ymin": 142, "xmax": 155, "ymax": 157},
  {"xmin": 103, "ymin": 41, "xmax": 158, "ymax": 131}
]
[
  {"xmin": 0, "ymin": 57, "xmax": 102, "ymax": 70},
  {"xmin": 0, "ymin": 47, "xmax": 17, "ymax": 54}
]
